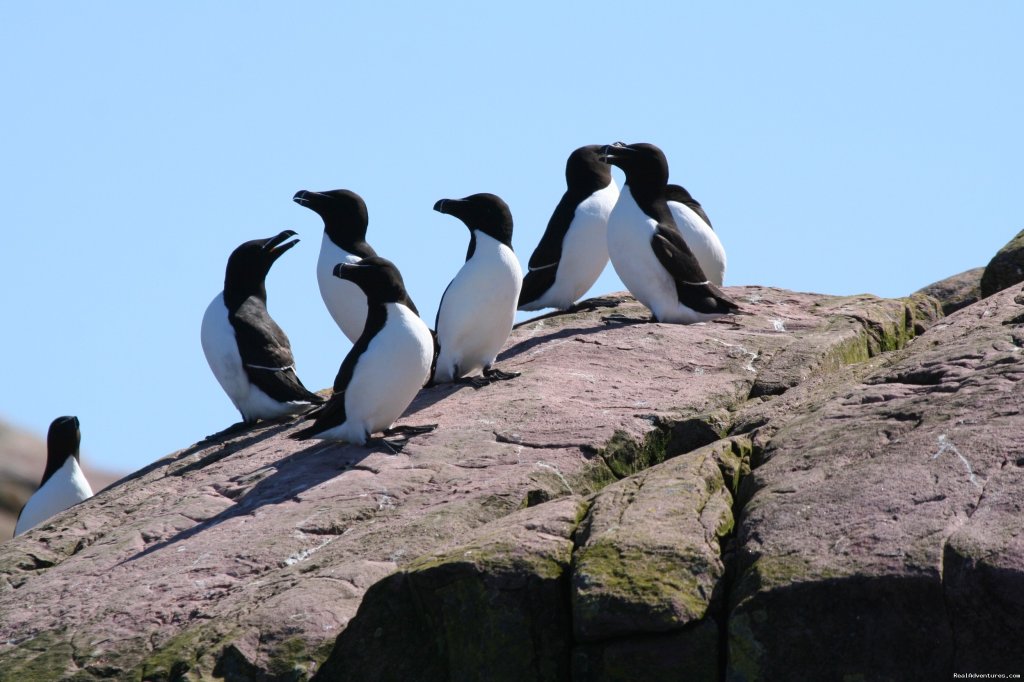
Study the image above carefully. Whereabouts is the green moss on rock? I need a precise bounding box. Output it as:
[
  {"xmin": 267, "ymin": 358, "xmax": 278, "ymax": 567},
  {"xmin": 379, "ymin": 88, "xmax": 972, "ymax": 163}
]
[
  {"xmin": 710, "ymin": 437, "xmax": 753, "ymax": 495},
  {"xmin": 134, "ymin": 626, "xmax": 211, "ymax": 681},
  {"xmin": 598, "ymin": 429, "xmax": 671, "ymax": 479},
  {"xmin": 266, "ymin": 637, "xmax": 318, "ymax": 679},
  {"xmin": 574, "ymin": 541, "xmax": 713, "ymax": 626},
  {"xmin": 0, "ymin": 630, "xmax": 76, "ymax": 682},
  {"xmin": 727, "ymin": 611, "xmax": 766, "ymax": 682},
  {"xmin": 314, "ymin": 498, "xmax": 584, "ymax": 682}
]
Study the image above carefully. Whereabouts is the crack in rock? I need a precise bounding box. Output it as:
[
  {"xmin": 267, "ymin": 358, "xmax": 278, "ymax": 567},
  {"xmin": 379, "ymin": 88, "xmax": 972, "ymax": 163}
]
[{"xmin": 493, "ymin": 430, "xmax": 591, "ymax": 450}]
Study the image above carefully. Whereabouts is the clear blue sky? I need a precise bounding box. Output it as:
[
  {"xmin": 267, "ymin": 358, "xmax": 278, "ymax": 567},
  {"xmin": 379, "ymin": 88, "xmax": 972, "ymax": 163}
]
[{"xmin": 2, "ymin": 3, "xmax": 1021, "ymax": 474}]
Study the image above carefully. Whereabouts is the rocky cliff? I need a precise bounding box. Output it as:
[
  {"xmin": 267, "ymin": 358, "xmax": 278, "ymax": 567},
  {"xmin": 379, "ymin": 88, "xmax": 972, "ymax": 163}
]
[{"xmin": 1, "ymin": 283, "xmax": 1022, "ymax": 681}]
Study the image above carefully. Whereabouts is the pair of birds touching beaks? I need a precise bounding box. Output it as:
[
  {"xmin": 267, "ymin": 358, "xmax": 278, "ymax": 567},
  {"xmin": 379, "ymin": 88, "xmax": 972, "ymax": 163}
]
[
  {"xmin": 200, "ymin": 142, "xmax": 737, "ymax": 447},
  {"xmin": 14, "ymin": 142, "xmax": 734, "ymax": 538}
]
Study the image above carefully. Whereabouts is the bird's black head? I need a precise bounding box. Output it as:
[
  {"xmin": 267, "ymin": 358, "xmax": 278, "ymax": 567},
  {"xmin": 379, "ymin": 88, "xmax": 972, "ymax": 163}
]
[
  {"xmin": 333, "ymin": 255, "xmax": 411, "ymax": 305},
  {"xmin": 293, "ymin": 189, "xmax": 369, "ymax": 250},
  {"xmin": 665, "ymin": 184, "xmax": 696, "ymax": 204},
  {"xmin": 223, "ymin": 230, "xmax": 299, "ymax": 305},
  {"xmin": 565, "ymin": 145, "xmax": 613, "ymax": 193},
  {"xmin": 42, "ymin": 416, "xmax": 81, "ymax": 485},
  {"xmin": 433, "ymin": 193, "xmax": 514, "ymax": 250},
  {"xmin": 598, "ymin": 142, "xmax": 669, "ymax": 198}
]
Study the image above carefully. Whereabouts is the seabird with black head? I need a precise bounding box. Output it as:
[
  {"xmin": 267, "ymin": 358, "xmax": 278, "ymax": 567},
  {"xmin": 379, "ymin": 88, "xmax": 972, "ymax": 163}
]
[
  {"xmin": 201, "ymin": 230, "xmax": 325, "ymax": 427},
  {"xmin": 293, "ymin": 188, "xmax": 411, "ymax": 342},
  {"xmin": 14, "ymin": 416, "xmax": 93, "ymax": 536},
  {"xmin": 431, "ymin": 193, "xmax": 523, "ymax": 385},
  {"xmin": 518, "ymin": 145, "xmax": 620, "ymax": 311},
  {"xmin": 292, "ymin": 256, "xmax": 435, "ymax": 444},
  {"xmin": 602, "ymin": 142, "xmax": 740, "ymax": 323}
]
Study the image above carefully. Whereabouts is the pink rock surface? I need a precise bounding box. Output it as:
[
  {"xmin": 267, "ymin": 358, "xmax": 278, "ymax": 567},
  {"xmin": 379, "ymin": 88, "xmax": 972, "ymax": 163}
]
[
  {"xmin": 729, "ymin": 285, "xmax": 1024, "ymax": 678},
  {"xmin": 0, "ymin": 287, "xmax": 941, "ymax": 679}
]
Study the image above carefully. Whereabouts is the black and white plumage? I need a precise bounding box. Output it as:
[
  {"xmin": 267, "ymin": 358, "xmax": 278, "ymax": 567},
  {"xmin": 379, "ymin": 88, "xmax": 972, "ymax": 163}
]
[
  {"xmin": 15, "ymin": 416, "xmax": 93, "ymax": 536},
  {"xmin": 518, "ymin": 145, "xmax": 619, "ymax": 311},
  {"xmin": 291, "ymin": 257, "xmax": 434, "ymax": 444},
  {"xmin": 601, "ymin": 142, "xmax": 740, "ymax": 323},
  {"xmin": 665, "ymin": 184, "xmax": 726, "ymax": 286},
  {"xmin": 293, "ymin": 189, "xmax": 419, "ymax": 343},
  {"xmin": 201, "ymin": 230, "xmax": 325, "ymax": 423},
  {"xmin": 432, "ymin": 193, "xmax": 523, "ymax": 384}
]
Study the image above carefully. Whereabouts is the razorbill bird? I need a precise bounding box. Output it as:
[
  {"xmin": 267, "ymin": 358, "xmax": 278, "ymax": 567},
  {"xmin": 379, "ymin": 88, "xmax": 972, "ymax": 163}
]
[
  {"xmin": 600, "ymin": 142, "xmax": 740, "ymax": 323},
  {"xmin": 665, "ymin": 183, "xmax": 726, "ymax": 286},
  {"xmin": 294, "ymin": 189, "xmax": 420, "ymax": 343},
  {"xmin": 291, "ymin": 257, "xmax": 435, "ymax": 444},
  {"xmin": 432, "ymin": 193, "xmax": 523, "ymax": 384},
  {"xmin": 14, "ymin": 416, "xmax": 93, "ymax": 536},
  {"xmin": 518, "ymin": 145, "xmax": 619, "ymax": 311},
  {"xmin": 201, "ymin": 230, "xmax": 325, "ymax": 424}
]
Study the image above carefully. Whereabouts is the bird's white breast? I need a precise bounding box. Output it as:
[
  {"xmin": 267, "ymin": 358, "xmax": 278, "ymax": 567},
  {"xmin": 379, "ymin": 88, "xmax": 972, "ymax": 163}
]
[
  {"xmin": 606, "ymin": 186, "xmax": 680, "ymax": 320},
  {"xmin": 530, "ymin": 180, "xmax": 620, "ymax": 310},
  {"xmin": 668, "ymin": 201, "xmax": 726, "ymax": 286},
  {"xmin": 201, "ymin": 293, "xmax": 250, "ymax": 408},
  {"xmin": 317, "ymin": 234, "xmax": 367, "ymax": 342},
  {"xmin": 434, "ymin": 233, "xmax": 523, "ymax": 381},
  {"xmin": 200, "ymin": 293, "xmax": 310, "ymax": 421},
  {"xmin": 14, "ymin": 457, "xmax": 93, "ymax": 536},
  {"xmin": 316, "ymin": 303, "xmax": 434, "ymax": 443}
]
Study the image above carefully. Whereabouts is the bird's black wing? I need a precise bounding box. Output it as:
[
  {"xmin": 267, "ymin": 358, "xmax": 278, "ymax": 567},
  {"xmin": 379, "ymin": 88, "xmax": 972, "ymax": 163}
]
[
  {"xmin": 518, "ymin": 265, "xmax": 558, "ymax": 309},
  {"xmin": 519, "ymin": 192, "xmax": 580, "ymax": 308},
  {"xmin": 232, "ymin": 297, "xmax": 324, "ymax": 404},
  {"xmin": 527, "ymin": 191, "xmax": 578, "ymax": 270},
  {"xmin": 651, "ymin": 227, "xmax": 740, "ymax": 315},
  {"xmin": 291, "ymin": 392, "xmax": 346, "ymax": 439},
  {"xmin": 293, "ymin": 302, "xmax": 391, "ymax": 438}
]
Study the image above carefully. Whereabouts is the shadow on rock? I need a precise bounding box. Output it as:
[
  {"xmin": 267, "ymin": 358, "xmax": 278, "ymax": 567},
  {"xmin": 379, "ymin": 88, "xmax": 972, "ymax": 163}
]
[
  {"xmin": 107, "ymin": 417, "xmax": 304, "ymax": 491},
  {"xmin": 401, "ymin": 381, "xmax": 471, "ymax": 417},
  {"xmin": 121, "ymin": 439, "xmax": 388, "ymax": 564},
  {"xmin": 499, "ymin": 317, "xmax": 647, "ymax": 363}
]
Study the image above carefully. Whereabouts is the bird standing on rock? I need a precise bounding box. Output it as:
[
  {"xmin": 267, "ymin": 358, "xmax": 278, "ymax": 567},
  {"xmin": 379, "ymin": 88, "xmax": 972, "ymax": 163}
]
[
  {"xmin": 601, "ymin": 142, "xmax": 740, "ymax": 323},
  {"xmin": 291, "ymin": 257, "xmax": 435, "ymax": 444},
  {"xmin": 201, "ymin": 231, "xmax": 325, "ymax": 425},
  {"xmin": 518, "ymin": 145, "xmax": 619, "ymax": 311},
  {"xmin": 432, "ymin": 193, "xmax": 523, "ymax": 385}
]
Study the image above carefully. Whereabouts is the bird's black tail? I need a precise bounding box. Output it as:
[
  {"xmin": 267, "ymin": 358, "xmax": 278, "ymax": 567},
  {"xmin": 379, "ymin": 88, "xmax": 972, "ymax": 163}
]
[
  {"xmin": 425, "ymin": 328, "xmax": 440, "ymax": 387},
  {"xmin": 289, "ymin": 423, "xmax": 322, "ymax": 441},
  {"xmin": 517, "ymin": 266, "xmax": 556, "ymax": 310}
]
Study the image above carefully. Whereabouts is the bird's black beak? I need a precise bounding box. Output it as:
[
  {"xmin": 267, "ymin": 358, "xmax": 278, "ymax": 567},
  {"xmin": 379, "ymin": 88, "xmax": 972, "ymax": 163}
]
[
  {"xmin": 598, "ymin": 142, "xmax": 628, "ymax": 163},
  {"xmin": 264, "ymin": 230, "xmax": 299, "ymax": 258},
  {"xmin": 434, "ymin": 198, "xmax": 469, "ymax": 221},
  {"xmin": 293, "ymin": 190, "xmax": 331, "ymax": 210},
  {"xmin": 333, "ymin": 261, "xmax": 368, "ymax": 281}
]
